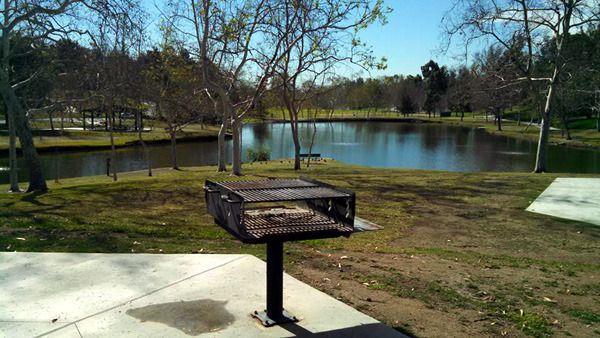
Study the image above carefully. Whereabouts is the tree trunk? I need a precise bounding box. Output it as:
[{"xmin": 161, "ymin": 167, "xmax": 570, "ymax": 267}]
[
  {"xmin": 82, "ymin": 111, "xmax": 86, "ymax": 130},
  {"xmin": 231, "ymin": 116, "xmax": 242, "ymax": 175},
  {"xmin": 137, "ymin": 110, "xmax": 152, "ymax": 176},
  {"xmin": 1, "ymin": 82, "xmax": 47, "ymax": 192},
  {"xmin": 596, "ymin": 108, "xmax": 599, "ymax": 132},
  {"xmin": 14, "ymin": 101, "xmax": 47, "ymax": 191},
  {"xmin": 560, "ymin": 114, "xmax": 571, "ymax": 140},
  {"xmin": 534, "ymin": 78, "xmax": 558, "ymax": 173},
  {"xmin": 170, "ymin": 129, "xmax": 179, "ymax": 170},
  {"xmin": 48, "ymin": 111, "xmax": 54, "ymax": 131},
  {"xmin": 108, "ymin": 102, "xmax": 117, "ymax": 181},
  {"xmin": 306, "ymin": 110, "xmax": 318, "ymax": 168},
  {"xmin": 7, "ymin": 98, "xmax": 19, "ymax": 192},
  {"xmin": 497, "ymin": 109, "xmax": 502, "ymax": 131},
  {"xmin": 291, "ymin": 119, "xmax": 301, "ymax": 170},
  {"xmin": 217, "ymin": 119, "xmax": 228, "ymax": 172},
  {"xmin": 91, "ymin": 112, "xmax": 94, "ymax": 129}
]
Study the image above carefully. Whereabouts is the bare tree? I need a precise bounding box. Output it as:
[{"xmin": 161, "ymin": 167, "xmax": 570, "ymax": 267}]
[
  {"xmin": 445, "ymin": 0, "xmax": 600, "ymax": 172},
  {"xmin": 187, "ymin": 0, "xmax": 278, "ymax": 175},
  {"xmin": 271, "ymin": 0, "xmax": 388, "ymax": 170},
  {"xmin": 1, "ymin": 0, "xmax": 143, "ymax": 191}
]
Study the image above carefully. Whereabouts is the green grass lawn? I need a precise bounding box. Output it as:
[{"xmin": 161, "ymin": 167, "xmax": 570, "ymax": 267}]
[{"xmin": 1, "ymin": 161, "xmax": 599, "ymax": 337}]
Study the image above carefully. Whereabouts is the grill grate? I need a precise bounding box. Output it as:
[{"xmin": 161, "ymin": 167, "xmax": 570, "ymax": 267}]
[
  {"xmin": 244, "ymin": 207, "xmax": 352, "ymax": 239},
  {"xmin": 234, "ymin": 186, "xmax": 350, "ymax": 202},
  {"xmin": 217, "ymin": 179, "xmax": 317, "ymax": 191}
]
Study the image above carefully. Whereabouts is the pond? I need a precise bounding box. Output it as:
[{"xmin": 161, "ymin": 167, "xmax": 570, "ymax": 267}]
[{"xmin": 1, "ymin": 121, "xmax": 599, "ymax": 184}]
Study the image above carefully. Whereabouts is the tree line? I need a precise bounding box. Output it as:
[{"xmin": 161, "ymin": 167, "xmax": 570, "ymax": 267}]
[
  {"xmin": 263, "ymin": 23, "xmax": 600, "ymax": 130},
  {"xmin": 2, "ymin": 0, "xmax": 599, "ymax": 192}
]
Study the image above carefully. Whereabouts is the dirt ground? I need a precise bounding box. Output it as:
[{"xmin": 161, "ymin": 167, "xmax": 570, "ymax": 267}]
[
  {"xmin": 284, "ymin": 173, "xmax": 600, "ymax": 338},
  {"xmin": 1, "ymin": 163, "xmax": 598, "ymax": 337}
]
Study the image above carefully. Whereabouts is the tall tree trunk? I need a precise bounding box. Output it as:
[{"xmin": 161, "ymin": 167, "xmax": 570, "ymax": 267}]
[
  {"xmin": 217, "ymin": 110, "xmax": 228, "ymax": 172},
  {"xmin": 231, "ymin": 116, "xmax": 242, "ymax": 175},
  {"xmin": 0, "ymin": 81, "xmax": 47, "ymax": 191},
  {"xmin": 108, "ymin": 102, "xmax": 117, "ymax": 181},
  {"xmin": 290, "ymin": 118, "xmax": 301, "ymax": 170},
  {"xmin": 2, "ymin": 11, "xmax": 19, "ymax": 192},
  {"xmin": 560, "ymin": 114, "xmax": 571, "ymax": 140},
  {"xmin": 534, "ymin": 77, "xmax": 558, "ymax": 173},
  {"xmin": 170, "ymin": 128, "xmax": 179, "ymax": 170},
  {"xmin": 7, "ymin": 99, "xmax": 19, "ymax": 192},
  {"xmin": 48, "ymin": 111, "xmax": 54, "ymax": 131},
  {"xmin": 11, "ymin": 94, "xmax": 47, "ymax": 192},
  {"xmin": 497, "ymin": 109, "xmax": 502, "ymax": 131},
  {"xmin": 137, "ymin": 110, "xmax": 152, "ymax": 176},
  {"xmin": 283, "ymin": 90, "xmax": 301, "ymax": 171},
  {"xmin": 306, "ymin": 109, "xmax": 318, "ymax": 168}
]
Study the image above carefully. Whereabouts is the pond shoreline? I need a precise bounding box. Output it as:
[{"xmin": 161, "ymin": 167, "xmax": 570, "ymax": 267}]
[
  {"xmin": 3, "ymin": 117, "xmax": 597, "ymax": 156},
  {"xmin": 263, "ymin": 116, "xmax": 600, "ymax": 151},
  {"xmin": 0, "ymin": 133, "xmax": 229, "ymax": 156}
]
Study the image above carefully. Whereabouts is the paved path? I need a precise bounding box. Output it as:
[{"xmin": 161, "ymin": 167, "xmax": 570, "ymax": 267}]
[
  {"xmin": 0, "ymin": 253, "xmax": 404, "ymax": 338},
  {"xmin": 526, "ymin": 178, "xmax": 600, "ymax": 226}
]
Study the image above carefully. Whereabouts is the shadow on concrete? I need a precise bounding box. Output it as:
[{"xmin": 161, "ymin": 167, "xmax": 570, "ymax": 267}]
[
  {"xmin": 126, "ymin": 299, "xmax": 235, "ymax": 335},
  {"xmin": 280, "ymin": 322, "xmax": 411, "ymax": 338}
]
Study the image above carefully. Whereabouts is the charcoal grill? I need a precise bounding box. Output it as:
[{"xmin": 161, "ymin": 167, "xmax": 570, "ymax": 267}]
[{"xmin": 204, "ymin": 177, "xmax": 355, "ymax": 326}]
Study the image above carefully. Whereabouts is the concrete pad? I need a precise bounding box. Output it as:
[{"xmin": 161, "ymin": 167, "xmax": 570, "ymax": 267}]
[
  {"xmin": 526, "ymin": 178, "xmax": 600, "ymax": 226},
  {"xmin": 0, "ymin": 253, "xmax": 404, "ymax": 338}
]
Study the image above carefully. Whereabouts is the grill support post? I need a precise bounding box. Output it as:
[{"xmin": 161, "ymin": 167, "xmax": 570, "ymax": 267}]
[
  {"xmin": 252, "ymin": 241, "xmax": 298, "ymax": 327},
  {"xmin": 267, "ymin": 241, "xmax": 283, "ymax": 318}
]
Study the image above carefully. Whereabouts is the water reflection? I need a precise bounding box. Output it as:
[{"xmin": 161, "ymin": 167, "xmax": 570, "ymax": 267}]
[{"xmin": 1, "ymin": 121, "xmax": 598, "ymax": 183}]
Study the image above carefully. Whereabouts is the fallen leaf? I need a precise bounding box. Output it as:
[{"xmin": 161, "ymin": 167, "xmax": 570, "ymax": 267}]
[
  {"xmin": 519, "ymin": 309, "xmax": 524, "ymax": 317},
  {"xmin": 340, "ymin": 255, "xmax": 348, "ymax": 259},
  {"xmin": 16, "ymin": 237, "xmax": 26, "ymax": 241},
  {"xmin": 542, "ymin": 297, "xmax": 557, "ymax": 303}
]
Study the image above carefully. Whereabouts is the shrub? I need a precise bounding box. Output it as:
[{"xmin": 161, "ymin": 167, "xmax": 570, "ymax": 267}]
[{"xmin": 247, "ymin": 147, "xmax": 270, "ymax": 162}]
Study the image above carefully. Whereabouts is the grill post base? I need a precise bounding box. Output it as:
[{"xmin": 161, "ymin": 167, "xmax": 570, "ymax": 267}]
[
  {"xmin": 251, "ymin": 241, "xmax": 298, "ymax": 327},
  {"xmin": 251, "ymin": 309, "xmax": 297, "ymax": 327}
]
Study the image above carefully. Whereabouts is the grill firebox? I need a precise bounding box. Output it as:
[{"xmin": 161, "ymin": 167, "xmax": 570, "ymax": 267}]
[
  {"xmin": 204, "ymin": 177, "xmax": 356, "ymax": 326},
  {"xmin": 204, "ymin": 177, "xmax": 355, "ymax": 244}
]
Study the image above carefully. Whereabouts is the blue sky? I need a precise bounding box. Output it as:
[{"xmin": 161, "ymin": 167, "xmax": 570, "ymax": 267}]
[
  {"xmin": 359, "ymin": 0, "xmax": 456, "ymax": 76},
  {"xmin": 142, "ymin": 0, "xmax": 463, "ymax": 78}
]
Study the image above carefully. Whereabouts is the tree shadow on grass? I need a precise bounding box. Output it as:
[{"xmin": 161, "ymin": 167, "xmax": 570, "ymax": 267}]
[{"xmin": 20, "ymin": 191, "xmax": 50, "ymax": 207}]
